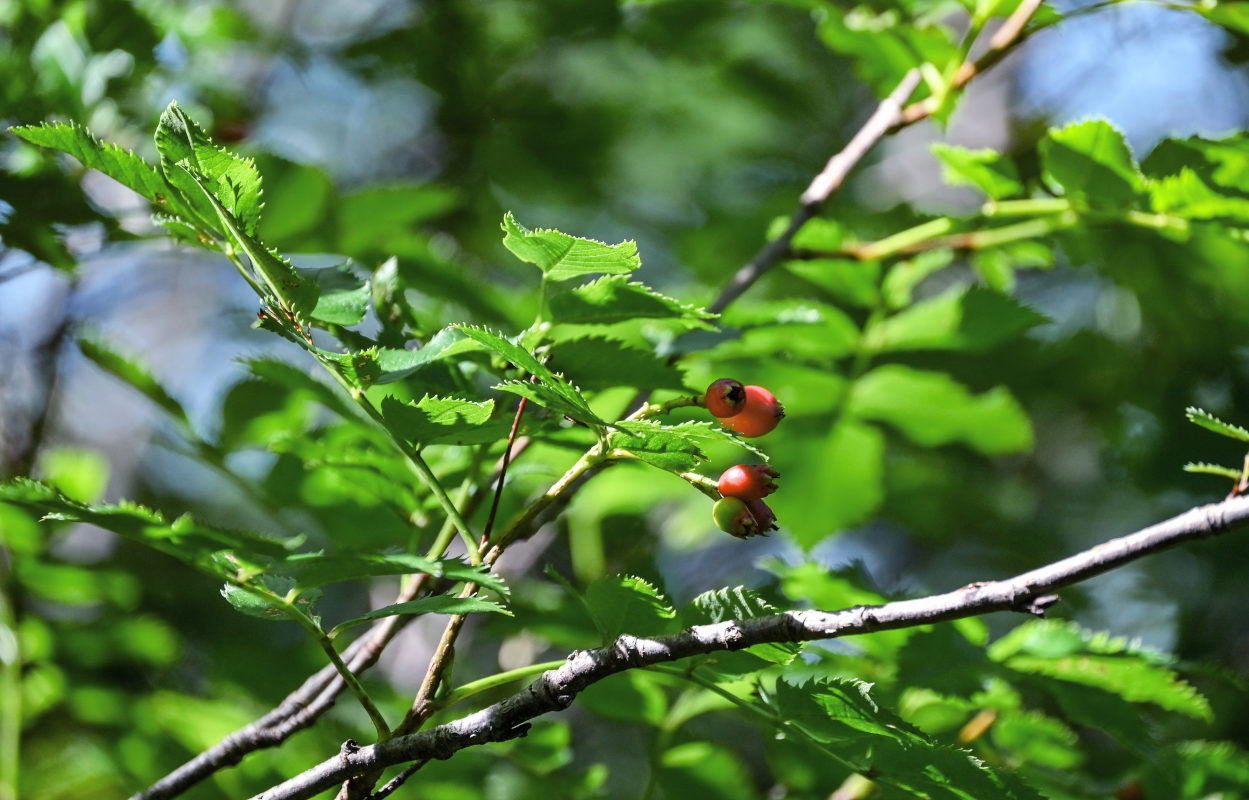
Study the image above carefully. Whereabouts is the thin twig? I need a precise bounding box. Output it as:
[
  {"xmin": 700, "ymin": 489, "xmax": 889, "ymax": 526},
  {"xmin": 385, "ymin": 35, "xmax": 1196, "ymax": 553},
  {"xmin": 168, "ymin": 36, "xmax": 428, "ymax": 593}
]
[
  {"xmin": 366, "ymin": 761, "xmax": 427, "ymax": 800},
  {"xmin": 249, "ymin": 492, "xmax": 1249, "ymax": 800},
  {"xmin": 896, "ymin": 0, "xmax": 1044, "ymax": 126},
  {"xmin": 130, "ymin": 574, "xmax": 431, "ymax": 800},
  {"xmin": 708, "ymin": 70, "xmax": 922, "ymax": 315},
  {"xmin": 482, "ymin": 396, "xmax": 528, "ymax": 546}
]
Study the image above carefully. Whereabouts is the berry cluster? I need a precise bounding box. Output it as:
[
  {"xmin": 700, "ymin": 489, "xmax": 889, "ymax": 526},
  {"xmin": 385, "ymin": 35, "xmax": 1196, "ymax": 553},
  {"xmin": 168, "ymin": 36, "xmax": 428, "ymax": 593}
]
[{"xmin": 703, "ymin": 379, "xmax": 785, "ymax": 538}]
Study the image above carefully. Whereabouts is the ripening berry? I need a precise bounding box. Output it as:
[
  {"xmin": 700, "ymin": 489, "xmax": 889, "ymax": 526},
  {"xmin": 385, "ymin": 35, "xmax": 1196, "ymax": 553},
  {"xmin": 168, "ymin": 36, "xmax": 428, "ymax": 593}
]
[
  {"xmin": 704, "ymin": 378, "xmax": 747, "ymax": 418},
  {"xmin": 745, "ymin": 498, "xmax": 778, "ymax": 533},
  {"xmin": 712, "ymin": 496, "xmax": 776, "ymax": 538},
  {"xmin": 712, "ymin": 496, "xmax": 757, "ymax": 538},
  {"xmin": 721, "ymin": 385, "xmax": 784, "ymax": 437},
  {"xmin": 717, "ymin": 464, "xmax": 779, "ymax": 502}
]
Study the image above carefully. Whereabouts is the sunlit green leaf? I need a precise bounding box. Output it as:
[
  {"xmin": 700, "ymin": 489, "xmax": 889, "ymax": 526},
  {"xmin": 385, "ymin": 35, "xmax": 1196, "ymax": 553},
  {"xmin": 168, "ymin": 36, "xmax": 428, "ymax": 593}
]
[
  {"xmin": 456, "ymin": 325, "xmax": 607, "ymax": 428},
  {"xmin": 585, "ymin": 574, "xmax": 678, "ymax": 642},
  {"xmin": 303, "ymin": 263, "xmax": 371, "ymax": 325},
  {"xmin": 547, "ymin": 275, "xmax": 712, "ymax": 328},
  {"xmin": 9, "ymin": 119, "xmax": 212, "ymax": 233},
  {"xmin": 329, "ymin": 595, "xmax": 511, "ymax": 637},
  {"xmin": 1183, "ymin": 462, "xmax": 1242, "ymax": 480},
  {"xmin": 78, "ymin": 337, "xmax": 189, "ymax": 425},
  {"xmin": 277, "ymin": 552, "xmax": 506, "ymax": 594},
  {"xmin": 379, "ymin": 394, "xmax": 499, "ymax": 446},
  {"xmin": 682, "ymin": 586, "xmax": 802, "ymax": 671},
  {"xmin": 866, "ymin": 286, "xmax": 1048, "ymax": 352},
  {"xmin": 0, "ymin": 480, "xmax": 296, "ymax": 578},
  {"xmin": 991, "ymin": 620, "xmax": 1212, "ymax": 721},
  {"xmin": 155, "ymin": 100, "xmax": 263, "ymax": 234},
  {"xmin": 848, "ymin": 365, "xmax": 1033, "ymax": 454},
  {"xmin": 1185, "ymin": 406, "xmax": 1249, "ymax": 441},
  {"xmin": 1150, "ymin": 168, "xmax": 1249, "ymax": 221},
  {"xmin": 1040, "ymin": 119, "xmax": 1144, "ymax": 207},
  {"xmin": 547, "ymin": 337, "xmax": 689, "ymax": 392},
  {"xmin": 931, "ymin": 143, "xmax": 1024, "ymax": 199},
  {"xmin": 502, "ymin": 212, "xmax": 639, "ymax": 282},
  {"xmin": 181, "ymin": 166, "xmax": 319, "ymax": 321}
]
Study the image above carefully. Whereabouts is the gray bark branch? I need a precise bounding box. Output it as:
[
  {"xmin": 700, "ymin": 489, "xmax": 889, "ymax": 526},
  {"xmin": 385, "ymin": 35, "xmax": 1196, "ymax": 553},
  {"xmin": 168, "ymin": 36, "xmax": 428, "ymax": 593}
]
[{"xmin": 251, "ymin": 493, "xmax": 1249, "ymax": 800}]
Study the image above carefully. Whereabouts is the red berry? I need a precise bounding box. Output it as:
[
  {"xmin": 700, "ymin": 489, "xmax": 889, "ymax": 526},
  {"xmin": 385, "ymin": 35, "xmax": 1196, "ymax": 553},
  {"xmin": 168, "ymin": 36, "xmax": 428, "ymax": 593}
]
[
  {"xmin": 705, "ymin": 378, "xmax": 746, "ymax": 418},
  {"xmin": 717, "ymin": 464, "xmax": 779, "ymax": 502},
  {"xmin": 721, "ymin": 385, "xmax": 784, "ymax": 438}
]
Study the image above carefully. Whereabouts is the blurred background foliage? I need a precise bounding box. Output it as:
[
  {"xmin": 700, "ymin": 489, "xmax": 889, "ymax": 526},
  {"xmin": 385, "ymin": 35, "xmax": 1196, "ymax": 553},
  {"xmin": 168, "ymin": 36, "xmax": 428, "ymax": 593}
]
[{"xmin": 6, "ymin": 0, "xmax": 1249, "ymax": 798}]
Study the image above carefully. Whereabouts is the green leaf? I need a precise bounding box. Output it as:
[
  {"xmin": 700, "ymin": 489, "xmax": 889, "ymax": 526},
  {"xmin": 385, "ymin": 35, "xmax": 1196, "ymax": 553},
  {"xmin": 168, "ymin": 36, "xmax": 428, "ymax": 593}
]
[
  {"xmin": 991, "ymin": 620, "xmax": 1212, "ymax": 721},
  {"xmin": 848, "ymin": 365, "xmax": 1033, "ymax": 455},
  {"xmin": 776, "ymin": 420, "xmax": 885, "ymax": 547},
  {"xmin": 1004, "ymin": 654, "xmax": 1211, "ymax": 721},
  {"xmin": 220, "ymin": 378, "xmax": 317, "ymax": 450},
  {"xmin": 455, "ymin": 326, "xmax": 607, "ymax": 428},
  {"xmin": 501, "ymin": 212, "xmax": 640, "ymax": 282},
  {"xmin": 1185, "ymin": 406, "xmax": 1249, "ymax": 442},
  {"xmin": 241, "ymin": 358, "xmax": 361, "ymax": 421},
  {"xmin": 1040, "ymin": 119, "xmax": 1144, "ymax": 207},
  {"xmin": 547, "ymin": 338, "xmax": 688, "ymax": 393},
  {"xmin": 220, "ymin": 583, "xmax": 290, "ymax": 621},
  {"xmin": 0, "ymin": 479, "xmax": 296, "ymax": 578},
  {"xmin": 882, "ymin": 250, "xmax": 955, "ymax": 310},
  {"xmin": 607, "ymin": 420, "xmax": 707, "ymax": 473},
  {"xmin": 788, "ymin": 217, "xmax": 846, "ymax": 251},
  {"xmin": 1183, "ymin": 462, "xmax": 1242, "ymax": 480},
  {"xmin": 783, "ymin": 258, "xmax": 881, "ymax": 309},
  {"xmin": 78, "ymin": 337, "xmax": 189, "ymax": 425},
  {"xmin": 991, "ymin": 710, "xmax": 1083, "ymax": 769},
  {"xmin": 931, "ymin": 143, "xmax": 1024, "ymax": 199},
  {"xmin": 37, "ymin": 448, "xmax": 110, "ymax": 505},
  {"xmin": 329, "ymin": 595, "xmax": 511, "ymax": 637},
  {"xmin": 765, "ymin": 678, "xmax": 1045, "ymax": 799},
  {"xmin": 370, "ymin": 328, "xmax": 481, "ymax": 384},
  {"xmin": 815, "ymin": 6, "xmax": 958, "ymax": 100},
  {"xmin": 1142, "ymin": 740, "xmax": 1249, "ymax": 800},
  {"xmin": 766, "ymin": 677, "xmax": 927, "ymax": 745},
  {"xmin": 607, "ymin": 420, "xmax": 766, "ymax": 474},
  {"xmin": 715, "ymin": 301, "xmax": 861, "ymax": 362},
  {"xmin": 379, "ymin": 394, "xmax": 500, "ymax": 446},
  {"xmin": 577, "ymin": 670, "xmax": 669, "ymax": 725},
  {"xmin": 1150, "ymin": 168, "xmax": 1249, "ymax": 221},
  {"xmin": 276, "ymin": 552, "xmax": 507, "ymax": 594},
  {"xmin": 10, "ymin": 120, "xmax": 211, "ymax": 233},
  {"xmin": 547, "ymin": 275, "xmax": 712, "ymax": 328},
  {"xmin": 682, "ymin": 586, "xmax": 801, "ymax": 671},
  {"xmin": 867, "ymin": 286, "xmax": 1047, "ymax": 353},
  {"xmin": 337, "ymin": 183, "xmax": 459, "ymax": 255},
  {"xmin": 584, "ymin": 575, "xmax": 678, "ymax": 642},
  {"xmin": 304, "ymin": 263, "xmax": 371, "ymax": 326},
  {"xmin": 180, "ymin": 167, "xmax": 319, "ymax": 321},
  {"xmin": 155, "ymin": 100, "xmax": 263, "ymax": 235}
]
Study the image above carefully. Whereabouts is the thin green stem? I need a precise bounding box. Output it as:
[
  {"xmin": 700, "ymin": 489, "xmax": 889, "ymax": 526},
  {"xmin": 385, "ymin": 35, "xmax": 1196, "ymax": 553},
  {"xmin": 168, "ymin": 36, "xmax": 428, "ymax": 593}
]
[
  {"xmin": 433, "ymin": 659, "xmax": 566, "ymax": 711},
  {"xmin": 678, "ymin": 471, "xmax": 720, "ymax": 500},
  {"xmin": 224, "ymin": 248, "xmax": 267, "ymax": 300},
  {"xmin": 486, "ymin": 444, "xmax": 611, "ymax": 560},
  {"xmin": 628, "ymin": 394, "xmax": 704, "ymax": 420},
  {"xmin": 273, "ymin": 588, "xmax": 392, "ymax": 738},
  {"xmin": 852, "ymin": 218, "xmax": 955, "ymax": 260},
  {"xmin": 420, "ymin": 450, "xmax": 483, "ymax": 560},
  {"xmin": 315, "ymin": 364, "xmax": 482, "ymax": 565},
  {"xmin": 987, "ymin": 197, "xmax": 1072, "ymax": 217}
]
